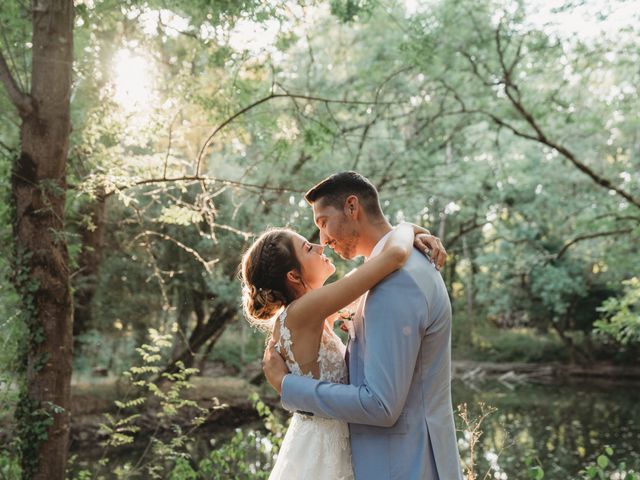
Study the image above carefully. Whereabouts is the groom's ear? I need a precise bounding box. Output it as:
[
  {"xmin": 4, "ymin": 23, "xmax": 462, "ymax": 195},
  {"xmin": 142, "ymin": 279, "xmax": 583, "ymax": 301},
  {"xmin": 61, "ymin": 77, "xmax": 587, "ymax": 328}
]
[{"xmin": 344, "ymin": 195, "xmax": 359, "ymax": 219}]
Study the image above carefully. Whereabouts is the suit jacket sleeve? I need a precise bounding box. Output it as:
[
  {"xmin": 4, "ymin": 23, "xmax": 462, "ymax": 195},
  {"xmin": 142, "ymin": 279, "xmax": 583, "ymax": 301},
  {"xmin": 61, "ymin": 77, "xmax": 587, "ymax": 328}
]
[{"xmin": 280, "ymin": 269, "xmax": 427, "ymax": 427}]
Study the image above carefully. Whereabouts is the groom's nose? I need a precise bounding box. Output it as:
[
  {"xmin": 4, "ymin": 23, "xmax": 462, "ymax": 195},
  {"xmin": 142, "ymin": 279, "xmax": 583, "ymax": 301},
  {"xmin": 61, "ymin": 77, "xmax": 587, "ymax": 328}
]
[{"xmin": 319, "ymin": 230, "xmax": 329, "ymax": 247}]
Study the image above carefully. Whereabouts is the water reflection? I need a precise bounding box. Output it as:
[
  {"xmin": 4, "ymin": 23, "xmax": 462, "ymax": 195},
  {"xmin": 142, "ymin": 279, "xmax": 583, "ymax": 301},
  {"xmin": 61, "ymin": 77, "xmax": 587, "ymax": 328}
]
[
  {"xmin": 69, "ymin": 379, "xmax": 640, "ymax": 479},
  {"xmin": 452, "ymin": 379, "xmax": 640, "ymax": 479}
]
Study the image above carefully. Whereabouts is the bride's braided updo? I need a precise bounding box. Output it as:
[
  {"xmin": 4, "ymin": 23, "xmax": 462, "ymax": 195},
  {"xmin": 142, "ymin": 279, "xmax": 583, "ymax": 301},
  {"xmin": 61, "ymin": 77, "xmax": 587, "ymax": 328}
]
[{"xmin": 240, "ymin": 228, "xmax": 301, "ymax": 331}]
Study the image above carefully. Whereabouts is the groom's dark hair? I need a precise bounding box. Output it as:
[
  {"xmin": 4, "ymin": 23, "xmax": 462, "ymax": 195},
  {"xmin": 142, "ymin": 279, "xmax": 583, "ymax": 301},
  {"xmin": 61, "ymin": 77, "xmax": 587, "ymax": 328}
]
[{"xmin": 305, "ymin": 171, "xmax": 384, "ymax": 219}]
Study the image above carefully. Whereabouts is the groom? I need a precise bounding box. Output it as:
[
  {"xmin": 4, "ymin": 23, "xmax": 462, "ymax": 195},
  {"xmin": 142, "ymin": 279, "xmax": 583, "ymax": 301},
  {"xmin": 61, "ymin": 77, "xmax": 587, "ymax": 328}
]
[{"xmin": 263, "ymin": 171, "xmax": 463, "ymax": 480}]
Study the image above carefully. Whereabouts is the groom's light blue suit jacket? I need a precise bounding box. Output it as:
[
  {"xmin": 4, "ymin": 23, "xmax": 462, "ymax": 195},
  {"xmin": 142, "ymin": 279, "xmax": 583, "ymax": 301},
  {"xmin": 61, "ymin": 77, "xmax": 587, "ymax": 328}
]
[{"xmin": 281, "ymin": 248, "xmax": 463, "ymax": 480}]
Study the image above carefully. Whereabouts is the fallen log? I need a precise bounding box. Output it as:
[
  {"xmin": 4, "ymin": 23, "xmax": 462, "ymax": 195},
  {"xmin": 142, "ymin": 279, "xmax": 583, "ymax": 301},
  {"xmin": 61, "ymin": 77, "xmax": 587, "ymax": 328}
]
[{"xmin": 452, "ymin": 361, "xmax": 640, "ymax": 380}]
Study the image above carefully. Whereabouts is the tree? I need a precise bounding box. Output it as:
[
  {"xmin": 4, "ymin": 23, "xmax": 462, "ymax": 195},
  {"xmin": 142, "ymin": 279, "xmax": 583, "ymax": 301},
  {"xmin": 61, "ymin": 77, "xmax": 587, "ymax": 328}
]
[{"xmin": 0, "ymin": 1, "xmax": 74, "ymax": 478}]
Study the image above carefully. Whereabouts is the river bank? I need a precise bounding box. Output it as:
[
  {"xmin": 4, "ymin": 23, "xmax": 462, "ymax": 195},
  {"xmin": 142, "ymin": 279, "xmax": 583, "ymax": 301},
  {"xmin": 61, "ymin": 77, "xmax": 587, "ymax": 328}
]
[
  {"xmin": 61, "ymin": 359, "xmax": 640, "ymax": 446},
  {"xmin": 65, "ymin": 372, "xmax": 640, "ymax": 479},
  {"xmin": 3, "ymin": 360, "xmax": 639, "ymax": 451}
]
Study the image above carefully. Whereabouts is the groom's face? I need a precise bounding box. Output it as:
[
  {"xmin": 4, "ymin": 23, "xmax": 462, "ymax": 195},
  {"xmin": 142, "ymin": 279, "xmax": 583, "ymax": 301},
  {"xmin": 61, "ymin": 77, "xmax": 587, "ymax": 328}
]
[{"xmin": 312, "ymin": 199, "xmax": 360, "ymax": 260}]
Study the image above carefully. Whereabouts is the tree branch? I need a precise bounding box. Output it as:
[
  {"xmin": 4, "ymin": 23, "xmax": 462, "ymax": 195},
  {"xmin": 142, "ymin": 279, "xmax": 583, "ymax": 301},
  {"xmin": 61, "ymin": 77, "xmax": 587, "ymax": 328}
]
[
  {"xmin": 556, "ymin": 228, "xmax": 634, "ymax": 260},
  {"xmin": 351, "ymin": 118, "xmax": 375, "ymax": 170},
  {"xmin": 490, "ymin": 24, "xmax": 640, "ymax": 209},
  {"xmin": 194, "ymin": 92, "xmax": 404, "ymax": 176},
  {"xmin": 130, "ymin": 230, "xmax": 218, "ymax": 273},
  {"xmin": 591, "ymin": 212, "xmax": 640, "ymax": 224},
  {"xmin": 446, "ymin": 220, "xmax": 486, "ymax": 248},
  {"xmin": 87, "ymin": 174, "xmax": 306, "ymax": 199},
  {"xmin": 0, "ymin": 49, "xmax": 32, "ymax": 116},
  {"xmin": 126, "ymin": 175, "xmax": 306, "ymax": 194}
]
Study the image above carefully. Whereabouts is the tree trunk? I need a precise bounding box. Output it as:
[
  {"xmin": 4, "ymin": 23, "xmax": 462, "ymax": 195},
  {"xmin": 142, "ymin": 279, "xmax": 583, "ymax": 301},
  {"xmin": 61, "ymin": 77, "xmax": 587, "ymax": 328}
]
[
  {"xmin": 7, "ymin": 2, "xmax": 75, "ymax": 479},
  {"xmin": 550, "ymin": 320, "xmax": 588, "ymax": 365},
  {"xmin": 170, "ymin": 288, "xmax": 196, "ymax": 361},
  {"xmin": 159, "ymin": 303, "xmax": 236, "ymax": 378},
  {"xmin": 462, "ymin": 235, "xmax": 474, "ymax": 346}
]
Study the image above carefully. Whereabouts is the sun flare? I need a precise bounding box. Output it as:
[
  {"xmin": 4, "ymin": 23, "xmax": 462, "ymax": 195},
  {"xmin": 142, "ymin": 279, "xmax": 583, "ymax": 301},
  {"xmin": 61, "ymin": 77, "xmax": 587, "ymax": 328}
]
[{"xmin": 112, "ymin": 49, "xmax": 156, "ymax": 110}]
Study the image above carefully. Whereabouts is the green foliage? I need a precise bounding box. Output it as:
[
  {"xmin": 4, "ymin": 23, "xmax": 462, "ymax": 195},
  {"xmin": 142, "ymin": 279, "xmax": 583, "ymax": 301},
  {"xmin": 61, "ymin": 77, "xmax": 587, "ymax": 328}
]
[
  {"xmin": 579, "ymin": 447, "xmax": 638, "ymax": 480},
  {"xmin": 209, "ymin": 321, "xmax": 265, "ymax": 371},
  {"xmin": 72, "ymin": 329, "xmax": 138, "ymax": 377},
  {"xmin": 330, "ymin": 0, "xmax": 375, "ymax": 23},
  {"xmin": 595, "ymin": 277, "xmax": 640, "ymax": 346},
  {"xmin": 158, "ymin": 205, "xmax": 204, "ymax": 226},
  {"xmin": 0, "ymin": 122, "xmax": 51, "ymax": 479},
  {"xmin": 2, "ymin": 0, "xmax": 640, "ymax": 474},
  {"xmin": 169, "ymin": 457, "xmax": 198, "ymax": 479},
  {"xmin": 87, "ymin": 329, "xmax": 219, "ymax": 479},
  {"xmin": 0, "ymin": 124, "xmax": 24, "ymax": 474},
  {"xmin": 48, "ymin": 0, "xmax": 640, "ymax": 376},
  {"xmin": 466, "ymin": 327, "xmax": 569, "ymax": 363},
  {"xmin": 14, "ymin": 397, "xmax": 64, "ymax": 477},
  {"xmin": 0, "ymin": 450, "xmax": 21, "ymax": 479},
  {"xmin": 528, "ymin": 466, "xmax": 545, "ymax": 480},
  {"xmin": 197, "ymin": 393, "xmax": 285, "ymax": 479}
]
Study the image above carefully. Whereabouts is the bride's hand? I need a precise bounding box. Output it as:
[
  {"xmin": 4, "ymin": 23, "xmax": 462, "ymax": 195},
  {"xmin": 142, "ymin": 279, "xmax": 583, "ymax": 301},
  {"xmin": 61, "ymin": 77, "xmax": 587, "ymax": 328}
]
[{"xmin": 414, "ymin": 232, "xmax": 447, "ymax": 271}]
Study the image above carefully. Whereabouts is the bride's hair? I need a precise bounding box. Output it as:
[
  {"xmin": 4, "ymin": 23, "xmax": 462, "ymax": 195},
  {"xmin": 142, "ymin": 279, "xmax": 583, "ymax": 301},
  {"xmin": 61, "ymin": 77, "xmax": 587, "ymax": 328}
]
[{"xmin": 240, "ymin": 228, "xmax": 301, "ymax": 331}]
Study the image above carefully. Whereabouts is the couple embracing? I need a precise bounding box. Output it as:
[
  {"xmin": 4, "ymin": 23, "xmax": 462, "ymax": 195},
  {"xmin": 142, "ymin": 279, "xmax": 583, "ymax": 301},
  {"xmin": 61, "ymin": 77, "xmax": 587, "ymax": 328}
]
[{"xmin": 240, "ymin": 172, "xmax": 463, "ymax": 480}]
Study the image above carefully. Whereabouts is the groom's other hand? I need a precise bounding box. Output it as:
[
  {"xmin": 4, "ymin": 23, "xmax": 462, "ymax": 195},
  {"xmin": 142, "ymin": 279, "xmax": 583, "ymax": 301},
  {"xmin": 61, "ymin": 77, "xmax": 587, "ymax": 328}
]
[
  {"xmin": 263, "ymin": 337, "xmax": 289, "ymax": 395},
  {"xmin": 414, "ymin": 233, "xmax": 447, "ymax": 270}
]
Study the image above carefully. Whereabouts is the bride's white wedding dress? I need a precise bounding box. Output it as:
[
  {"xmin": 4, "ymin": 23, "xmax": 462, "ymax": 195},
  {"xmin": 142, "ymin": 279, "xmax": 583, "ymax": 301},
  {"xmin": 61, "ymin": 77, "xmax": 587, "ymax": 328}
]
[{"xmin": 269, "ymin": 307, "xmax": 354, "ymax": 480}]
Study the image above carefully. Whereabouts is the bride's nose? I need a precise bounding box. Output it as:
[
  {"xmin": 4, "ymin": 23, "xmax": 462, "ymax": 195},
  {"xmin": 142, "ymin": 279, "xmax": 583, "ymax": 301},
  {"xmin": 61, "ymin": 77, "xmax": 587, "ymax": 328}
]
[{"xmin": 314, "ymin": 244, "xmax": 324, "ymax": 254}]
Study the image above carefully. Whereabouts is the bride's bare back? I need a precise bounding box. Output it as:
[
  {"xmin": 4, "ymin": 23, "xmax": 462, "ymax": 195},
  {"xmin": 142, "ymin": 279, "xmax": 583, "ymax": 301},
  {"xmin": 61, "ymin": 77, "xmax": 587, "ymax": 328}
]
[{"xmin": 273, "ymin": 306, "xmax": 347, "ymax": 383}]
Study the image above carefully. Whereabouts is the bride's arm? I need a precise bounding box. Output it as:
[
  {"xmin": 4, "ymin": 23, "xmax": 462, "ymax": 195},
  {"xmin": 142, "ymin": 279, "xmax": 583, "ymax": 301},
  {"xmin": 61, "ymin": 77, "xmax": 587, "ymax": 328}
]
[
  {"xmin": 323, "ymin": 223, "xmax": 444, "ymax": 328},
  {"xmin": 287, "ymin": 223, "xmax": 415, "ymax": 330}
]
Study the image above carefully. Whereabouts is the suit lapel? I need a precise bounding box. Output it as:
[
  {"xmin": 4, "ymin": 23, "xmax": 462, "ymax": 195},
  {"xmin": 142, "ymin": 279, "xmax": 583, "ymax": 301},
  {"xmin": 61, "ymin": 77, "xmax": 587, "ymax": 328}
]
[{"xmin": 347, "ymin": 293, "xmax": 368, "ymax": 383}]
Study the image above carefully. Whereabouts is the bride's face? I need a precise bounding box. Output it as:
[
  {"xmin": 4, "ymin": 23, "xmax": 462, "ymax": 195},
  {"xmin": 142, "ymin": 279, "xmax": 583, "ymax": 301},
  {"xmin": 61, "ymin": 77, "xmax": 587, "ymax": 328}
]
[{"xmin": 290, "ymin": 232, "xmax": 336, "ymax": 290}]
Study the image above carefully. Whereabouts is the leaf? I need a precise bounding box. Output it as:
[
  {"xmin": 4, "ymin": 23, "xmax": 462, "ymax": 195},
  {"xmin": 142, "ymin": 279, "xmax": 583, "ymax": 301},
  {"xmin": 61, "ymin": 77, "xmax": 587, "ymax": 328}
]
[
  {"xmin": 157, "ymin": 205, "xmax": 203, "ymax": 226},
  {"xmin": 597, "ymin": 455, "xmax": 609, "ymax": 469}
]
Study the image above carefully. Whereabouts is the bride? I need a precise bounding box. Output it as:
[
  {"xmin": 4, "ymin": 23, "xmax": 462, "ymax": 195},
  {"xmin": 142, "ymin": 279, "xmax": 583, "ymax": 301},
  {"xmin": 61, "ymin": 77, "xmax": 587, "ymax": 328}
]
[{"xmin": 240, "ymin": 222, "xmax": 435, "ymax": 479}]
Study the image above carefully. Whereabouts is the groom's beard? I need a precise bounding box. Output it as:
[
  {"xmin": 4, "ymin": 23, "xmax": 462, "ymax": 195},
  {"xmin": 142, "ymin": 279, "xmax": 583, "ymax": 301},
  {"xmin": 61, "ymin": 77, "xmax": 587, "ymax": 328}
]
[{"xmin": 333, "ymin": 228, "xmax": 359, "ymax": 260}]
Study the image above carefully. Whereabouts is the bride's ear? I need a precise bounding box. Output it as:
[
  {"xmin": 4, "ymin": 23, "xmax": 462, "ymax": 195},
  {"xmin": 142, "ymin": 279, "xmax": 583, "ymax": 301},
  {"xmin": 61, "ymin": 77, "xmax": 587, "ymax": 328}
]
[{"xmin": 286, "ymin": 269, "xmax": 303, "ymax": 287}]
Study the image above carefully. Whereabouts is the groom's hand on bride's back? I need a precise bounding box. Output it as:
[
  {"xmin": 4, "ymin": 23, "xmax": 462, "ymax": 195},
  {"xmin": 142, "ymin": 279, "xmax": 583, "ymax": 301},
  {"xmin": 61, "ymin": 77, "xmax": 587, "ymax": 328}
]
[
  {"xmin": 263, "ymin": 337, "xmax": 289, "ymax": 395},
  {"xmin": 414, "ymin": 233, "xmax": 447, "ymax": 271}
]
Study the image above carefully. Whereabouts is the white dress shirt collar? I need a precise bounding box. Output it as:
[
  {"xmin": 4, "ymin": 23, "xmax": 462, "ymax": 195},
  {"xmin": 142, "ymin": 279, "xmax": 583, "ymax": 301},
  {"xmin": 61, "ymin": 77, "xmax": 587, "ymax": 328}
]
[{"xmin": 367, "ymin": 227, "xmax": 395, "ymax": 261}]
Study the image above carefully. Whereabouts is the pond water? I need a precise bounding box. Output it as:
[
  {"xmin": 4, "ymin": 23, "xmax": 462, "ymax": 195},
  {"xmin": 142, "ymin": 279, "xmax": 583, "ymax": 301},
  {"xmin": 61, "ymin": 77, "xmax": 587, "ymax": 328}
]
[
  {"xmin": 70, "ymin": 378, "xmax": 640, "ymax": 479},
  {"xmin": 451, "ymin": 378, "xmax": 640, "ymax": 479}
]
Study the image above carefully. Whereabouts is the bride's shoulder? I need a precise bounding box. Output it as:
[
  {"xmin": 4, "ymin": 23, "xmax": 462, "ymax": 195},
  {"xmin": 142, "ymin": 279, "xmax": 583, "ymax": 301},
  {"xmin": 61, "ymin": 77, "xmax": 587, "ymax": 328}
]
[{"xmin": 285, "ymin": 298, "xmax": 324, "ymax": 332}]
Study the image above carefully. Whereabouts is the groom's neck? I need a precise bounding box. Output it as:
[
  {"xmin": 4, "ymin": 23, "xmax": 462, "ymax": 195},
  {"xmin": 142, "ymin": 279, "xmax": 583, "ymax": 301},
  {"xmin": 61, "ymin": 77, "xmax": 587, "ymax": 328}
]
[{"xmin": 359, "ymin": 219, "xmax": 393, "ymax": 259}]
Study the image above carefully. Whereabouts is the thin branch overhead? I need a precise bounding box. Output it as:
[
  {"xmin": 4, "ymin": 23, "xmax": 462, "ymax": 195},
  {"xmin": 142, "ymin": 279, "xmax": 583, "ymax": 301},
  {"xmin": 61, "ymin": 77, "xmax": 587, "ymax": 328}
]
[
  {"xmin": 194, "ymin": 92, "xmax": 406, "ymax": 176},
  {"xmin": 454, "ymin": 20, "xmax": 640, "ymax": 210},
  {"xmin": 555, "ymin": 228, "xmax": 634, "ymax": 260},
  {"xmin": 124, "ymin": 175, "xmax": 306, "ymax": 194},
  {"xmin": 493, "ymin": 22, "xmax": 640, "ymax": 210}
]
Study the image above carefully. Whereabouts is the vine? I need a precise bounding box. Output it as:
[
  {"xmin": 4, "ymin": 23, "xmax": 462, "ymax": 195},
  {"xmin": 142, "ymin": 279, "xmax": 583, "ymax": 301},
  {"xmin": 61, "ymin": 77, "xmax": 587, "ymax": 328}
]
[{"xmin": 6, "ymin": 162, "xmax": 55, "ymax": 478}]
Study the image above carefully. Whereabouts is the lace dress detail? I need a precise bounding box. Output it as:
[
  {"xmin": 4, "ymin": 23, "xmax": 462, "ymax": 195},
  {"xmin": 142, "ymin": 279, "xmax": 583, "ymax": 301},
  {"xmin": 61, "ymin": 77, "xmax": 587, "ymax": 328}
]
[{"xmin": 269, "ymin": 308, "xmax": 354, "ymax": 480}]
